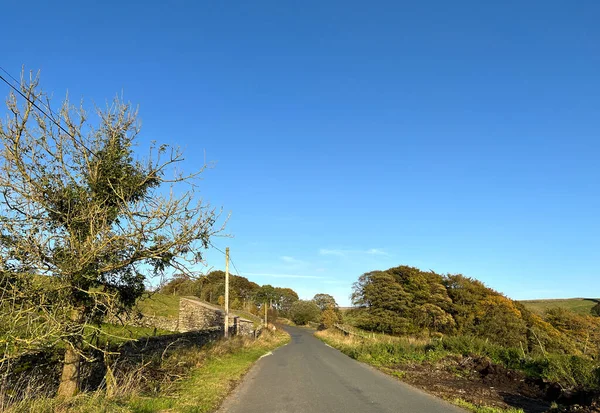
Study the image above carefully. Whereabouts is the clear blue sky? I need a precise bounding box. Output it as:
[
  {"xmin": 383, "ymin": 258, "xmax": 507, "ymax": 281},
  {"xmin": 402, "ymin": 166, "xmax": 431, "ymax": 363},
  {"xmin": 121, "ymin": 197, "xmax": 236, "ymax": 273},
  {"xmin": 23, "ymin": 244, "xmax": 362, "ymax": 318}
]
[{"xmin": 2, "ymin": 1, "xmax": 599, "ymax": 306}]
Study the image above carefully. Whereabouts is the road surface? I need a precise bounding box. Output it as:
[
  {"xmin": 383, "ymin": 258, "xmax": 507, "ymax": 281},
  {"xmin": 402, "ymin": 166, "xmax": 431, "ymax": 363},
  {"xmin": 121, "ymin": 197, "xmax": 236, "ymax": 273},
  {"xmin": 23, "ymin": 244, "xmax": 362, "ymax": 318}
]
[{"xmin": 219, "ymin": 325, "xmax": 464, "ymax": 413}]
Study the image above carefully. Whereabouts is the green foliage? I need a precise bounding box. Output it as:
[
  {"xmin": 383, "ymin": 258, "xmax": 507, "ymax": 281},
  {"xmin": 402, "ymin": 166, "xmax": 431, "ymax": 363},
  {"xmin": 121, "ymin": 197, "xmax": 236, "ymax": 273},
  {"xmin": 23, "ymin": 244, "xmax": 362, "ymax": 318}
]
[
  {"xmin": 4, "ymin": 330, "xmax": 291, "ymax": 413},
  {"xmin": 452, "ymin": 398, "xmax": 524, "ymax": 413},
  {"xmin": 320, "ymin": 308, "xmax": 342, "ymax": 329},
  {"xmin": 159, "ymin": 273, "xmax": 299, "ymax": 318},
  {"xmin": 160, "ymin": 271, "xmax": 260, "ymax": 309},
  {"xmin": 317, "ymin": 328, "xmax": 600, "ymax": 393},
  {"xmin": 0, "ymin": 78, "xmax": 224, "ymax": 396},
  {"xmin": 275, "ymin": 288, "xmax": 299, "ymax": 317},
  {"xmin": 350, "ymin": 265, "xmax": 598, "ymax": 354},
  {"xmin": 135, "ymin": 293, "xmax": 180, "ymax": 318},
  {"xmin": 289, "ymin": 300, "xmax": 321, "ymax": 325},
  {"xmin": 536, "ymin": 354, "xmax": 600, "ymax": 389},
  {"xmin": 312, "ymin": 293, "xmax": 338, "ymax": 311},
  {"xmin": 543, "ymin": 307, "xmax": 600, "ymax": 354},
  {"xmin": 591, "ymin": 302, "xmax": 600, "ymax": 317}
]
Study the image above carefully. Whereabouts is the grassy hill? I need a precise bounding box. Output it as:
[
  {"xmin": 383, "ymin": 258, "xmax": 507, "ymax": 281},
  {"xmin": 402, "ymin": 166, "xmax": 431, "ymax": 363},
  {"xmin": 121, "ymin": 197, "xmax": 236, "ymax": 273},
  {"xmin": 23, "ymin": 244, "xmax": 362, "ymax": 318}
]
[
  {"xmin": 135, "ymin": 292, "xmax": 262, "ymax": 325},
  {"xmin": 519, "ymin": 297, "xmax": 598, "ymax": 315},
  {"xmin": 135, "ymin": 292, "xmax": 181, "ymax": 318}
]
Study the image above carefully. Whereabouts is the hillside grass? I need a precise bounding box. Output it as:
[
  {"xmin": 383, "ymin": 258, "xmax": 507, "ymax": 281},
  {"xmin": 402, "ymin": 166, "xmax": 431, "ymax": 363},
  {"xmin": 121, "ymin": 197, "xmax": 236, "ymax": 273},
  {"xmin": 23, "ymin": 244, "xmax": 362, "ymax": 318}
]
[
  {"xmin": 135, "ymin": 293, "xmax": 181, "ymax": 319},
  {"xmin": 4, "ymin": 329, "xmax": 290, "ymax": 413},
  {"xmin": 134, "ymin": 293, "xmax": 263, "ymax": 327},
  {"xmin": 519, "ymin": 298, "xmax": 598, "ymax": 315}
]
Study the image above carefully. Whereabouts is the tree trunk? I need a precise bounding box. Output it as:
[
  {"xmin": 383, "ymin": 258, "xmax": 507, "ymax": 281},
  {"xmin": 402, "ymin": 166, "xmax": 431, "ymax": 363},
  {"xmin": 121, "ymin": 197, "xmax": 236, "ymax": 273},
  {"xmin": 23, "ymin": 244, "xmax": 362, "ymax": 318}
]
[
  {"xmin": 57, "ymin": 308, "xmax": 82, "ymax": 398},
  {"xmin": 57, "ymin": 345, "xmax": 80, "ymax": 398}
]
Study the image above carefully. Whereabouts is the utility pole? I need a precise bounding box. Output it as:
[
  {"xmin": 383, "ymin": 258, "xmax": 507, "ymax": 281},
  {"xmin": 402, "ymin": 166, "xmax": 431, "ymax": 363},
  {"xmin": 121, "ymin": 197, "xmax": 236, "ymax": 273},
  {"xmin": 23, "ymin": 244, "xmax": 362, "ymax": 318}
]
[
  {"xmin": 264, "ymin": 301, "xmax": 268, "ymax": 327},
  {"xmin": 224, "ymin": 247, "xmax": 230, "ymax": 338}
]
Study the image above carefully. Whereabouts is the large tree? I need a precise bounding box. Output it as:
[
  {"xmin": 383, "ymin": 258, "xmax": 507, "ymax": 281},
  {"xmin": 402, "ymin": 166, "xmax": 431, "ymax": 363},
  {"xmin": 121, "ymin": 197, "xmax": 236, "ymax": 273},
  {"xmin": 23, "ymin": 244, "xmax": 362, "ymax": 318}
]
[
  {"xmin": 312, "ymin": 293, "xmax": 338, "ymax": 311},
  {"xmin": 289, "ymin": 300, "xmax": 321, "ymax": 325},
  {"xmin": 0, "ymin": 74, "xmax": 222, "ymax": 397}
]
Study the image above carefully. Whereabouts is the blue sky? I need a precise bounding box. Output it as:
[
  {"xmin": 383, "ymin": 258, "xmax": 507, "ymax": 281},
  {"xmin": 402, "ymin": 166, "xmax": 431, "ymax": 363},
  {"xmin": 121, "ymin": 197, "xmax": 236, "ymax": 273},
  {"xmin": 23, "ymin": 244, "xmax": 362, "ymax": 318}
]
[{"xmin": 2, "ymin": 1, "xmax": 599, "ymax": 305}]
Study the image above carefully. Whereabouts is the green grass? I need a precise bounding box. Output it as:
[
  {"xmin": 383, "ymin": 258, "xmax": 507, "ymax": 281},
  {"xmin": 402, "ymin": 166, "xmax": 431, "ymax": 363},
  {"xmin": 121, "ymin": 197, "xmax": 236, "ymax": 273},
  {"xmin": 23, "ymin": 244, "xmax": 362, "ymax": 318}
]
[
  {"xmin": 5, "ymin": 330, "xmax": 290, "ymax": 413},
  {"xmin": 134, "ymin": 293, "xmax": 263, "ymax": 327},
  {"xmin": 161, "ymin": 334, "xmax": 288, "ymax": 412},
  {"xmin": 134, "ymin": 293, "xmax": 181, "ymax": 318},
  {"xmin": 452, "ymin": 399, "xmax": 524, "ymax": 413},
  {"xmin": 94, "ymin": 323, "xmax": 174, "ymax": 346},
  {"xmin": 316, "ymin": 327, "xmax": 600, "ymax": 391},
  {"xmin": 519, "ymin": 298, "xmax": 598, "ymax": 315}
]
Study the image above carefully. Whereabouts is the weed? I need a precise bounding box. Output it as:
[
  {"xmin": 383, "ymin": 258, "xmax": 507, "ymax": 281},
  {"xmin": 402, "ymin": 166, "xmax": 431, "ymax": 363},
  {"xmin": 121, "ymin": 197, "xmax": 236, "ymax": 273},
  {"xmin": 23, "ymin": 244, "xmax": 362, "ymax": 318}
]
[{"xmin": 452, "ymin": 398, "xmax": 525, "ymax": 413}]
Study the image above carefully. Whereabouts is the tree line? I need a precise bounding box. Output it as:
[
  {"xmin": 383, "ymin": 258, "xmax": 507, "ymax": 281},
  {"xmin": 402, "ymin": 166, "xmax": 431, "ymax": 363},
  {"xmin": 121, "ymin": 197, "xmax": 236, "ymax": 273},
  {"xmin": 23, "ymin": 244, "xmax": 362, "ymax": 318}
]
[
  {"xmin": 159, "ymin": 272, "xmax": 342, "ymax": 328},
  {"xmin": 350, "ymin": 265, "xmax": 600, "ymax": 356},
  {"xmin": 159, "ymin": 271, "xmax": 299, "ymax": 315}
]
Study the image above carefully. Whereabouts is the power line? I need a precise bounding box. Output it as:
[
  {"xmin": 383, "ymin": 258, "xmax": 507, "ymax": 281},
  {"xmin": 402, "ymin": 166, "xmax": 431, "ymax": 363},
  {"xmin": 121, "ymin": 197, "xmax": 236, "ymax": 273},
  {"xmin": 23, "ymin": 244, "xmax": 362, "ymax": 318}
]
[
  {"xmin": 0, "ymin": 67, "xmax": 20, "ymax": 87},
  {"xmin": 209, "ymin": 241, "xmax": 227, "ymax": 256},
  {"xmin": 0, "ymin": 67, "xmax": 95, "ymax": 157},
  {"xmin": 209, "ymin": 241, "xmax": 243, "ymax": 277},
  {"xmin": 230, "ymin": 257, "xmax": 242, "ymax": 277}
]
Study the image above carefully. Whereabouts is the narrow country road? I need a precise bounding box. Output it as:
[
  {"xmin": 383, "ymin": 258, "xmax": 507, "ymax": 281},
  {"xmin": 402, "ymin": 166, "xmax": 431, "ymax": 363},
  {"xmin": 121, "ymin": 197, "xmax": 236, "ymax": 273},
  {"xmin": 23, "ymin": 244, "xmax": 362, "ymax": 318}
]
[{"xmin": 219, "ymin": 325, "xmax": 464, "ymax": 413}]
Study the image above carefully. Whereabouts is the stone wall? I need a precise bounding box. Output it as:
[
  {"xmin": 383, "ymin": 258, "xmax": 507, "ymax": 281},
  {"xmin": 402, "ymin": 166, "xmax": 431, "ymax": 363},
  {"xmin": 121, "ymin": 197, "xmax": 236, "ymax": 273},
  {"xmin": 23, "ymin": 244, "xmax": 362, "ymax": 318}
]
[
  {"xmin": 119, "ymin": 327, "xmax": 224, "ymax": 359},
  {"xmin": 178, "ymin": 297, "xmax": 258, "ymax": 336},
  {"xmin": 235, "ymin": 317, "xmax": 255, "ymax": 336},
  {"xmin": 106, "ymin": 313, "xmax": 179, "ymax": 332},
  {"xmin": 178, "ymin": 297, "xmax": 225, "ymax": 332}
]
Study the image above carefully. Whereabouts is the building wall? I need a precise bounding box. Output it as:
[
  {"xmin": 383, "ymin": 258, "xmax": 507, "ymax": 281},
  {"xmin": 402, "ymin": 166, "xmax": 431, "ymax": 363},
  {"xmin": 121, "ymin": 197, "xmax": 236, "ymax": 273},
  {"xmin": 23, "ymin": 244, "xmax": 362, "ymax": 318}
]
[{"xmin": 179, "ymin": 297, "xmax": 258, "ymax": 337}]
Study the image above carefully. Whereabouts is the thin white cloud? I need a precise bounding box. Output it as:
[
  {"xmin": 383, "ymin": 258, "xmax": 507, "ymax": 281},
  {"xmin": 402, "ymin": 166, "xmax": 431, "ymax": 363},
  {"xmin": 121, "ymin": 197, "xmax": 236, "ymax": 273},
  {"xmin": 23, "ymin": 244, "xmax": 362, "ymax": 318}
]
[
  {"xmin": 280, "ymin": 256, "xmax": 305, "ymax": 265},
  {"xmin": 245, "ymin": 272, "xmax": 323, "ymax": 279},
  {"xmin": 319, "ymin": 248, "xmax": 389, "ymax": 257},
  {"xmin": 366, "ymin": 248, "xmax": 387, "ymax": 255},
  {"xmin": 319, "ymin": 248, "xmax": 346, "ymax": 257}
]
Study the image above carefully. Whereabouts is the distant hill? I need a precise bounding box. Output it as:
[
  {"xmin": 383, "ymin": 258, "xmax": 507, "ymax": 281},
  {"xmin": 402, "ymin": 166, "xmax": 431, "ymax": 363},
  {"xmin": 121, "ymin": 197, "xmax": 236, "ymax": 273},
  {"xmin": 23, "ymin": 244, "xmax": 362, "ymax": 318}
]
[{"xmin": 519, "ymin": 298, "xmax": 599, "ymax": 315}]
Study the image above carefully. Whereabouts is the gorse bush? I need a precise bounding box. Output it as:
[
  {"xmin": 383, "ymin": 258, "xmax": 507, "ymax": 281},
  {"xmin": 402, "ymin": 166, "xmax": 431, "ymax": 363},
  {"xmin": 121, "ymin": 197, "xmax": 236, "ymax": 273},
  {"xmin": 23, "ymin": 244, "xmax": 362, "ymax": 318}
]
[{"xmin": 351, "ymin": 265, "xmax": 600, "ymax": 357}]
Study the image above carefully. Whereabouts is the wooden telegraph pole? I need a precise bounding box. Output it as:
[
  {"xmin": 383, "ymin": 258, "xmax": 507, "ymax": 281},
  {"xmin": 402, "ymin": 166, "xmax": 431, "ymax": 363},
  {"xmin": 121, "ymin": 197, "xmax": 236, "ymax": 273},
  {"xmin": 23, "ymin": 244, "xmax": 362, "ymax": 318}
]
[
  {"xmin": 264, "ymin": 301, "xmax": 268, "ymax": 327},
  {"xmin": 224, "ymin": 247, "xmax": 230, "ymax": 338}
]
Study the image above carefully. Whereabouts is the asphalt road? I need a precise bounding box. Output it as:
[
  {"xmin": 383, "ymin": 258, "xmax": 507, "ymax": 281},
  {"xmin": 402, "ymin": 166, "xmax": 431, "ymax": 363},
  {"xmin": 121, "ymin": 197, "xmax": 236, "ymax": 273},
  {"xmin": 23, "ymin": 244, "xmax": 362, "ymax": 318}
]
[{"xmin": 219, "ymin": 325, "xmax": 464, "ymax": 413}]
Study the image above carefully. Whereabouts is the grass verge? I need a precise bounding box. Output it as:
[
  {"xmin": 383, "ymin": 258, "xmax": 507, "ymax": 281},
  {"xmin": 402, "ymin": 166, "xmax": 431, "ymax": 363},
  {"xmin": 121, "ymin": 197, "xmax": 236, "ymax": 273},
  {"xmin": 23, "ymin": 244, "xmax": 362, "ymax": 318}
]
[
  {"xmin": 5, "ymin": 328, "xmax": 289, "ymax": 413},
  {"xmin": 452, "ymin": 399, "xmax": 524, "ymax": 413},
  {"xmin": 314, "ymin": 329, "xmax": 598, "ymax": 413}
]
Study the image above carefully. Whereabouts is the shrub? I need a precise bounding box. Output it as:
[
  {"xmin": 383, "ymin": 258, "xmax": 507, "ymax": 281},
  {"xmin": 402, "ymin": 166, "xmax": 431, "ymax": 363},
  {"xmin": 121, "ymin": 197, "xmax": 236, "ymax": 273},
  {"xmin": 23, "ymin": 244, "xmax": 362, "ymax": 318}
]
[
  {"xmin": 592, "ymin": 302, "xmax": 600, "ymax": 317},
  {"xmin": 289, "ymin": 300, "xmax": 320, "ymax": 325},
  {"xmin": 321, "ymin": 308, "xmax": 342, "ymax": 329}
]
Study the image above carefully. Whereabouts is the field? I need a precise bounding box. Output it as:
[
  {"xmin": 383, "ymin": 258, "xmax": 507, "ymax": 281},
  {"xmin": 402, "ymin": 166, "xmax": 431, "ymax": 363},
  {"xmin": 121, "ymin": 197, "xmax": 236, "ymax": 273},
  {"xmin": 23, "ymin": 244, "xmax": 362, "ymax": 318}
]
[
  {"xmin": 135, "ymin": 292, "xmax": 181, "ymax": 318},
  {"xmin": 519, "ymin": 298, "xmax": 598, "ymax": 315}
]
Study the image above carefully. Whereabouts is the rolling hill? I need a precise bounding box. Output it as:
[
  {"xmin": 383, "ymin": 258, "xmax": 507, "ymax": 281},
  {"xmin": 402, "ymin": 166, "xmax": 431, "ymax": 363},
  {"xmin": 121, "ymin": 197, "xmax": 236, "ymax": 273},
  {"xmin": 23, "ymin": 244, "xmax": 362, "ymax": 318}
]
[{"xmin": 519, "ymin": 298, "xmax": 598, "ymax": 315}]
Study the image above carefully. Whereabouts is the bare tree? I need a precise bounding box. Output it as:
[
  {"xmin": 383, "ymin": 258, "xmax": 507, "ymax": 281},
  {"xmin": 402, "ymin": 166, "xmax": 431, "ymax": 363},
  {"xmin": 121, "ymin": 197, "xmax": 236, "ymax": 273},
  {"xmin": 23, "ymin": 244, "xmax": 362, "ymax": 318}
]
[{"xmin": 0, "ymin": 72, "xmax": 224, "ymax": 397}]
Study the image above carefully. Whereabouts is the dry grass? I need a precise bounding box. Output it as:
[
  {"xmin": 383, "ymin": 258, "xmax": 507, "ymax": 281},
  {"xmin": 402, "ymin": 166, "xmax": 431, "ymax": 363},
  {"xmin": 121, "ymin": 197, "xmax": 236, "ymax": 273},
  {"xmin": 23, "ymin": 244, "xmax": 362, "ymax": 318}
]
[
  {"xmin": 316, "ymin": 327, "xmax": 430, "ymax": 348},
  {"xmin": 2, "ymin": 328, "xmax": 290, "ymax": 413}
]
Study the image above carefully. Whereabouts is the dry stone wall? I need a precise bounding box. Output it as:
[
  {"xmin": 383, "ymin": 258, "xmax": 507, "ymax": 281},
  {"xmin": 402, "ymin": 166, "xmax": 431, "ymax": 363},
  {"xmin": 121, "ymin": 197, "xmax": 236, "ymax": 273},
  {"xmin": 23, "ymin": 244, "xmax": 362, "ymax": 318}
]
[
  {"xmin": 108, "ymin": 296, "xmax": 258, "ymax": 336},
  {"xmin": 179, "ymin": 297, "xmax": 258, "ymax": 336},
  {"xmin": 178, "ymin": 297, "xmax": 224, "ymax": 332}
]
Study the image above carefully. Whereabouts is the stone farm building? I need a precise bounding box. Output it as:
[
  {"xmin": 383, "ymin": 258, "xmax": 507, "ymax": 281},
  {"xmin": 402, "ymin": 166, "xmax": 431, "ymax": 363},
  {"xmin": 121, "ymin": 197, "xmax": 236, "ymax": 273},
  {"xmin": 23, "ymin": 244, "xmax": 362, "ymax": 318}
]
[
  {"xmin": 119, "ymin": 296, "xmax": 258, "ymax": 336},
  {"xmin": 178, "ymin": 296, "xmax": 256, "ymax": 336}
]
